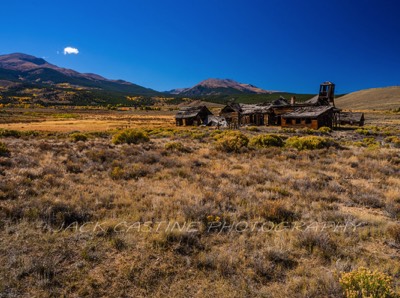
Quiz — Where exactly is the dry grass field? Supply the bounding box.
[336,86,400,111]
[0,108,177,132]
[0,107,400,297]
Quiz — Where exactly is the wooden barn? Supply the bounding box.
[175,106,213,126]
[219,103,273,127]
[339,112,365,126]
[281,106,339,129]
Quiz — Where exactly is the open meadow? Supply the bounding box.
[0,107,400,297]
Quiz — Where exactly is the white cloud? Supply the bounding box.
[63,47,79,55]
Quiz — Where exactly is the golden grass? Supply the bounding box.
[0,108,399,297]
[0,109,175,132]
[336,86,400,110]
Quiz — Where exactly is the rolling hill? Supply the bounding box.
[335,86,400,110]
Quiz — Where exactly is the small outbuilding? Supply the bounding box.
[281,106,338,129]
[219,103,241,128]
[339,112,365,126]
[175,105,213,126]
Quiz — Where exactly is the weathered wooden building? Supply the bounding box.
[281,106,339,129]
[175,82,355,130]
[175,105,213,126]
[220,103,273,127]
[219,82,342,128]
[219,103,241,127]
[339,112,365,126]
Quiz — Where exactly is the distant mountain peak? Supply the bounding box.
[167,78,274,96]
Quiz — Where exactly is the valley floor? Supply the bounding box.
[0,108,399,297]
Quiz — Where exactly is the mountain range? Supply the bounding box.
[3,52,398,109]
[0,53,158,96]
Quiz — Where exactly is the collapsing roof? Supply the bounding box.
[175,106,212,119]
[221,103,272,115]
[282,106,335,119]
[270,97,290,107]
[207,115,228,127]
[240,104,272,115]
[304,95,330,106]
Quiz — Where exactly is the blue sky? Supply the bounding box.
[1,0,399,94]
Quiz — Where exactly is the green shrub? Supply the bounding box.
[210,129,224,138]
[350,137,380,148]
[0,129,21,138]
[69,132,88,142]
[249,134,284,148]
[385,136,400,148]
[112,129,149,145]
[318,126,332,134]
[285,136,336,150]
[52,113,78,119]
[165,141,190,152]
[281,128,296,134]
[88,131,113,139]
[110,164,149,180]
[22,130,40,138]
[0,142,10,157]
[189,131,207,140]
[214,131,249,152]
[356,126,381,136]
[110,166,126,180]
[146,128,177,138]
[339,267,397,298]
[362,137,380,149]
[0,129,40,138]
[246,126,260,132]
[355,128,371,135]
[298,128,317,135]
